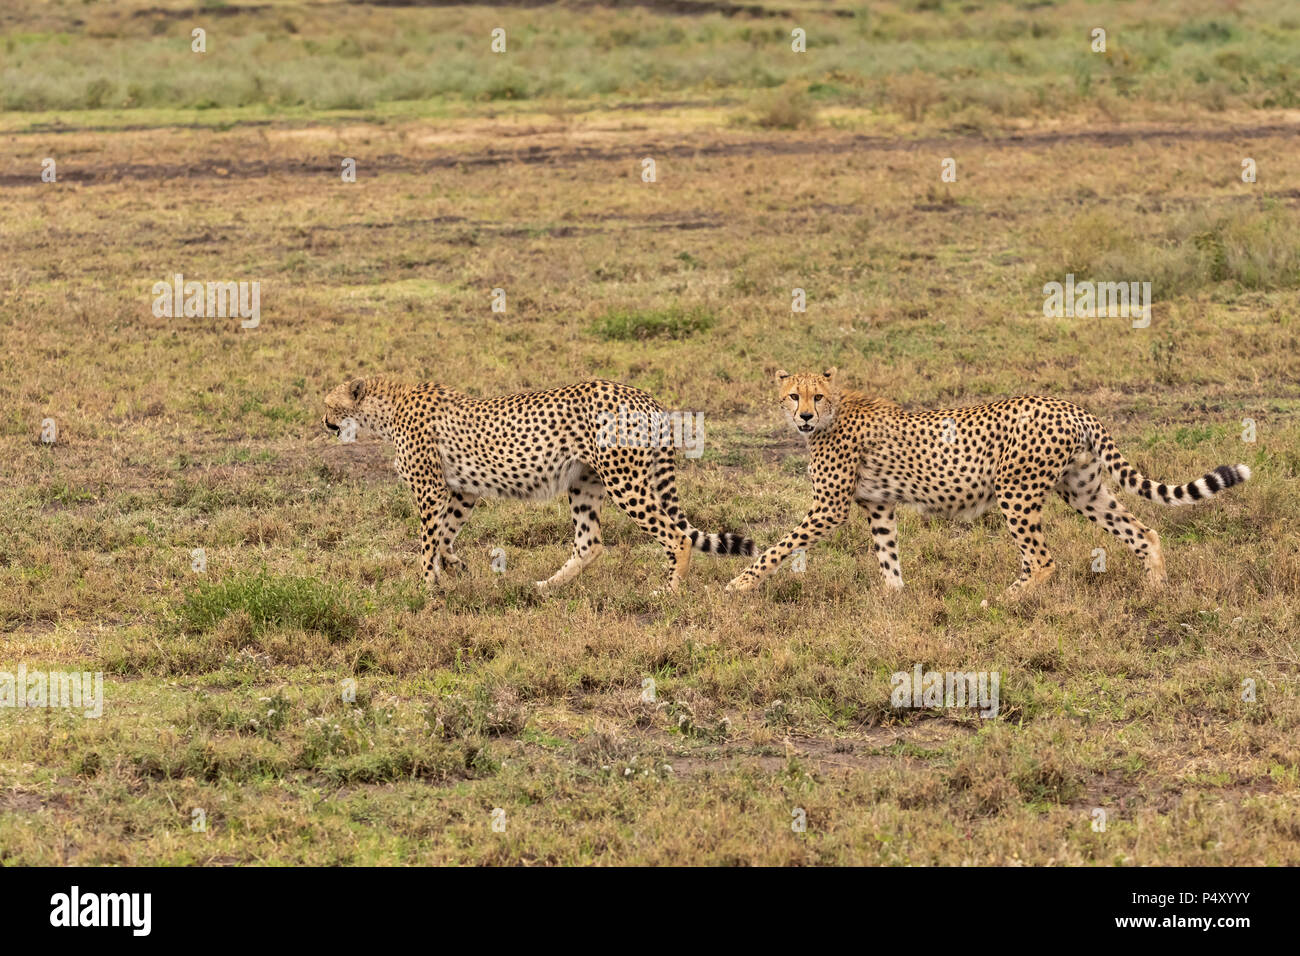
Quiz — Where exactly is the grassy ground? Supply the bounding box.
[2,0,1298,865]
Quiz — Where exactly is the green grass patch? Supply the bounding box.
[179,569,360,642]
[588,306,716,342]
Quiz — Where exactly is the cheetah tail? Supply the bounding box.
[1089,420,1252,506]
[687,527,756,557]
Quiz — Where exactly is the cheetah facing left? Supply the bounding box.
[726,367,1252,598]
[323,377,753,592]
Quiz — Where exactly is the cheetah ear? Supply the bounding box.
[775,369,790,384]
[823,366,838,381]
[348,378,367,403]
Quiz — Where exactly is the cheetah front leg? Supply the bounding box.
[725,501,850,592]
[410,483,449,587]
[396,446,459,587]
[432,491,477,578]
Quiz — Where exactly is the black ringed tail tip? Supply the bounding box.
[690,530,754,556]
[1216,464,1250,488]
[1162,463,1252,505]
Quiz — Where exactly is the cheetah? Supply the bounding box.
[323,377,753,592]
[726,367,1251,598]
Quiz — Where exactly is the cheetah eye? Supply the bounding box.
[813,394,824,402]
[788,394,799,402]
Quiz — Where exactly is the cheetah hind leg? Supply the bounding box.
[1057,466,1166,589]
[1003,563,1058,599]
[856,500,904,591]
[996,480,1057,599]
[536,466,606,592]
[652,532,692,597]
[601,474,691,594]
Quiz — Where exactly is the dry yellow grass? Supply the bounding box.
[1,0,1297,866]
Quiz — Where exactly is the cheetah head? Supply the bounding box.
[776,367,838,435]
[322,378,367,435]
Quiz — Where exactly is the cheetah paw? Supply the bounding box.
[436,553,466,574]
[1002,582,1038,602]
[725,574,759,593]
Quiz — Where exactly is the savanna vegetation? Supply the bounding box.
[2,0,1297,864]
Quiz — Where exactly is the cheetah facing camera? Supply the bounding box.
[725,367,1251,598]
[323,377,753,592]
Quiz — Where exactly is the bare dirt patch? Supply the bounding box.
[7,121,1297,188]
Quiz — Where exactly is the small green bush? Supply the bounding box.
[179,569,359,642]
[589,306,715,341]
